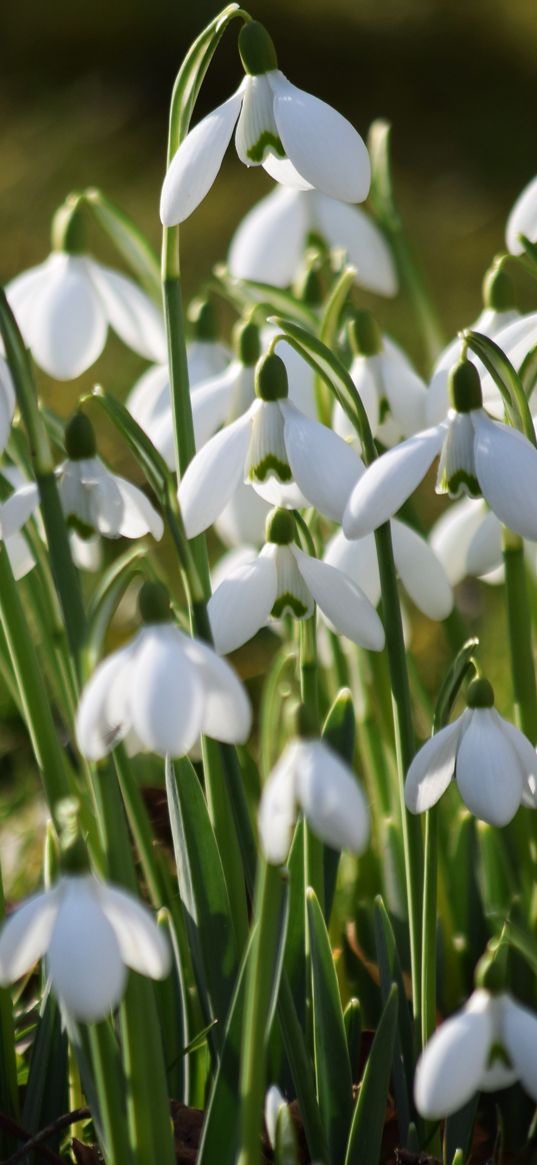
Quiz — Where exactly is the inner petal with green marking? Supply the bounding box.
[271,546,314,620]
[436,412,481,500]
[246,401,292,484]
[235,75,285,166]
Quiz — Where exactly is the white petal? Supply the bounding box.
[465,509,503,577]
[76,643,136,759]
[182,635,252,743]
[473,411,537,540]
[6,261,52,329]
[502,995,537,1100]
[379,350,428,439]
[0,482,39,539]
[456,708,524,826]
[347,357,380,438]
[188,339,232,386]
[270,544,314,619]
[265,1086,286,1149]
[343,425,445,539]
[127,364,170,432]
[293,547,385,650]
[414,991,494,1119]
[228,186,307,286]
[506,174,537,254]
[215,479,271,547]
[404,718,463,813]
[128,626,204,756]
[258,760,297,865]
[324,529,381,606]
[0,887,59,982]
[87,261,167,364]
[252,477,308,510]
[282,401,364,521]
[178,411,252,537]
[430,497,489,586]
[48,877,126,1021]
[270,72,370,203]
[27,254,107,380]
[211,545,258,591]
[497,717,537,808]
[112,476,163,540]
[234,74,281,165]
[6,532,35,580]
[83,460,125,538]
[160,90,243,226]
[296,740,370,854]
[391,519,453,620]
[69,531,102,573]
[191,363,243,447]
[312,192,397,296]
[262,154,314,190]
[208,553,277,654]
[96,882,170,979]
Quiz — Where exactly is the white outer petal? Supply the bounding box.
[48,876,126,1021]
[498,717,537,808]
[380,349,428,439]
[258,758,297,865]
[414,990,494,1119]
[178,411,252,537]
[0,483,39,539]
[175,634,252,744]
[6,532,35,580]
[128,626,204,756]
[96,882,171,979]
[465,509,503,577]
[324,529,381,607]
[311,192,397,296]
[343,425,445,539]
[391,519,453,620]
[191,363,243,447]
[188,339,232,386]
[405,717,464,813]
[295,740,370,854]
[347,357,380,438]
[215,479,271,548]
[160,90,243,226]
[127,364,170,432]
[293,546,385,650]
[0,887,60,982]
[228,186,307,285]
[262,154,314,189]
[270,72,370,203]
[26,254,107,380]
[455,707,524,826]
[429,497,489,586]
[76,642,137,759]
[208,553,277,654]
[502,995,537,1100]
[506,174,537,254]
[473,411,537,541]
[282,401,364,521]
[113,476,164,540]
[87,261,167,364]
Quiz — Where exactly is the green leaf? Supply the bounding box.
[168,5,245,157]
[274,1103,300,1165]
[433,637,479,731]
[182,1019,219,1057]
[88,387,170,502]
[464,329,536,444]
[322,688,355,917]
[343,998,362,1082]
[22,986,68,1157]
[344,984,398,1165]
[373,897,413,1143]
[477,821,516,917]
[283,820,307,1031]
[84,188,161,302]
[83,545,150,673]
[444,1096,478,1165]
[165,756,239,1041]
[269,315,377,462]
[277,976,329,1164]
[213,266,318,329]
[367,119,399,231]
[307,887,353,1164]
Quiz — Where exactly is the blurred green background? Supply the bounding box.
[2,0,537,353]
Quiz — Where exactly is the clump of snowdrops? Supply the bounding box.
[2,7,537,1165]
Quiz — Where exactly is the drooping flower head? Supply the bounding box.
[160,21,371,227]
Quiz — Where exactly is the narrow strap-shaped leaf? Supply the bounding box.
[88,387,170,502]
[307,887,353,1164]
[322,689,356,919]
[274,1103,300,1165]
[433,637,479,732]
[165,756,239,1038]
[21,986,68,1154]
[85,188,161,302]
[277,976,329,1164]
[83,545,151,673]
[373,898,413,1144]
[476,821,516,917]
[212,266,318,329]
[343,998,362,1082]
[344,984,398,1165]
[168,4,245,157]
[444,1096,479,1165]
[464,329,536,444]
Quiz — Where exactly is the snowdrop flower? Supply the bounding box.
[7,253,166,382]
[76,581,251,759]
[0,468,40,580]
[430,498,503,586]
[415,987,537,1118]
[333,312,427,447]
[58,413,163,542]
[179,352,364,536]
[265,1086,287,1149]
[344,358,537,545]
[160,21,370,227]
[0,800,170,1023]
[426,265,520,426]
[228,185,396,295]
[405,677,537,826]
[325,518,453,622]
[259,738,370,864]
[208,507,384,655]
[506,172,537,255]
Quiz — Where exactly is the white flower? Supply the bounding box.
[160,21,370,227]
[506,172,537,255]
[208,508,384,655]
[0,872,170,1022]
[405,678,537,826]
[0,469,39,580]
[333,317,427,447]
[179,353,363,537]
[258,739,370,864]
[415,988,537,1119]
[76,589,251,759]
[426,314,520,427]
[325,519,453,622]
[264,1085,287,1149]
[58,457,163,542]
[430,498,503,586]
[228,185,396,295]
[343,360,537,545]
[7,252,166,380]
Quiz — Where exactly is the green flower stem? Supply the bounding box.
[420,808,437,1055]
[87,1021,132,1165]
[201,736,249,951]
[299,618,324,912]
[374,522,422,1032]
[503,530,537,742]
[0,542,74,822]
[0,861,19,1158]
[237,860,284,1165]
